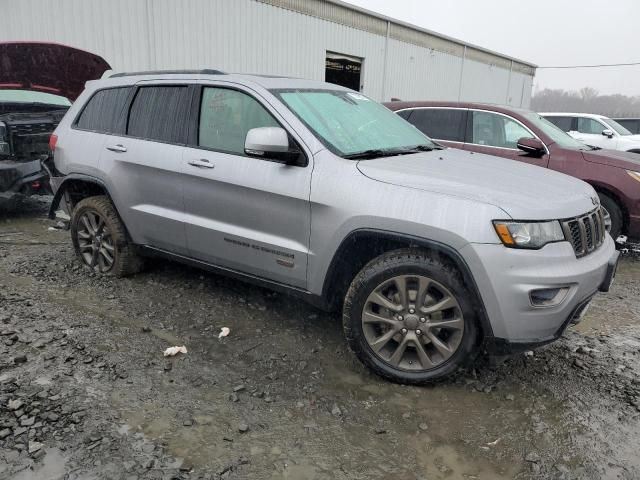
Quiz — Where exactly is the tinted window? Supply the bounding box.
[198,87,279,155]
[127,86,191,144]
[275,89,433,157]
[76,87,131,134]
[577,117,607,135]
[545,116,573,132]
[407,108,466,141]
[471,111,533,149]
[396,110,412,120]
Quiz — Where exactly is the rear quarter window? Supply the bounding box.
[127,86,192,144]
[545,116,573,132]
[75,87,132,134]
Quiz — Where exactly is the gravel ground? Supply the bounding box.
[1,197,639,480]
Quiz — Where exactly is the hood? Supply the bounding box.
[357,148,598,220]
[582,147,640,171]
[0,42,111,101]
[616,135,640,149]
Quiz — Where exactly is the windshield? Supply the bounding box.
[522,111,591,150]
[272,89,436,157]
[602,117,633,136]
[0,89,71,107]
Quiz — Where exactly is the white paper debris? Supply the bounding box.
[218,327,231,339]
[163,346,187,357]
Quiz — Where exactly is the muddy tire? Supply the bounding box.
[343,249,479,384]
[598,193,623,241]
[71,195,143,277]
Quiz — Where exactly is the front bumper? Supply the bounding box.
[461,235,618,349]
[0,158,48,196]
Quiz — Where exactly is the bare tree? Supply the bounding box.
[532,88,640,117]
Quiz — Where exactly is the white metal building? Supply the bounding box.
[2,0,536,107]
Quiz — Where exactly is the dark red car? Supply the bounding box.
[385,101,640,240]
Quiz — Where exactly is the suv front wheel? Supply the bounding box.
[343,249,479,384]
[71,195,143,277]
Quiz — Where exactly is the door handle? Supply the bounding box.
[106,144,127,153]
[188,159,215,169]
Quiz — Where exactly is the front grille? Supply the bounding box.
[11,122,54,137]
[561,208,606,258]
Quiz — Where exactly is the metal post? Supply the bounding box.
[505,60,513,105]
[381,20,391,101]
[457,46,467,101]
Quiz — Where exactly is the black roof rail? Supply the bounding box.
[109,69,225,78]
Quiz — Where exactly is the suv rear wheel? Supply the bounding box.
[343,249,479,384]
[71,196,143,277]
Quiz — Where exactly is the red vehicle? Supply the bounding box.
[385,101,640,240]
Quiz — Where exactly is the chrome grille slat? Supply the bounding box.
[561,207,605,258]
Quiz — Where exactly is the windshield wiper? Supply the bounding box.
[343,149,388,160]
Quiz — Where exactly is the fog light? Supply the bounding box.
[530,287,570,307]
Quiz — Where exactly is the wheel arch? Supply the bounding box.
[48,174,132,240]
[321,229,494,339]
[589,182,629,234]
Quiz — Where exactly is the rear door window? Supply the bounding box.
[577,117,607,135]
[76,87,131,134]
[471,111,534,149]
[407,108,466,142]
[127,86,192,144]
[545,116,574,132]
[198,87,279,155]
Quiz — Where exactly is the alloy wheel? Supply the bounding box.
[361,274,464,371]
[76,211,116,273]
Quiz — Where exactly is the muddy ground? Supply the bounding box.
[1,198,639,480]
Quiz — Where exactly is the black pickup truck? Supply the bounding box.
[0,42,110,209]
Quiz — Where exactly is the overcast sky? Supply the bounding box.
[346,0,640,97]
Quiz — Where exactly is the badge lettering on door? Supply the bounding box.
[224,237,295,259]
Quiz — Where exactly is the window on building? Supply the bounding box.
[76,87,131,134]
[407,109,466,142]
[325,52,362,92]
[198,87,279,155]
[127,86,191,144]
[471,111,534,149]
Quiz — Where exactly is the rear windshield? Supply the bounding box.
[272,89,434,157]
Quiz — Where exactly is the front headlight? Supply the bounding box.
[628,170,640,183]
[493,220,565,249]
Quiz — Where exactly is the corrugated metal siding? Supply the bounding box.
[1,0,533,106]
[460,59,510,104]
[384,39,462,102]
[256,0,388,35]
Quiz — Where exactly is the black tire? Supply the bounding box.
[71,195,143,277]
[598,193,623,241]
[343,249,479,385]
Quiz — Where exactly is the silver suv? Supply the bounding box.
[48,71,619,384]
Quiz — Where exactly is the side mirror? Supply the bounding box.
[602,129,614,138]
[245,127,302,165]
[516,137,546,157]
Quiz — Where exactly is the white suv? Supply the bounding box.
[47,71,619,384]
[542,112,640,153]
